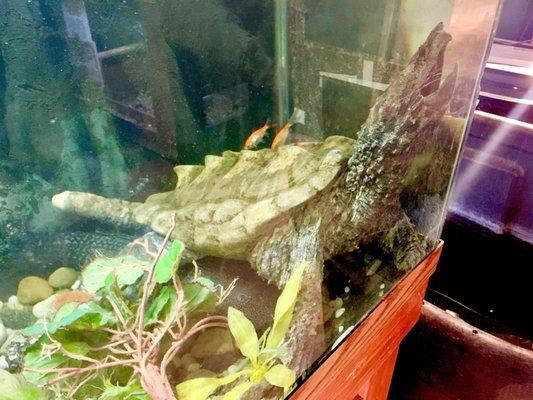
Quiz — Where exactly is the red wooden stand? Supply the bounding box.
[292,242,443,400]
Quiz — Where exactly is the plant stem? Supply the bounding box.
[136,215,176,359]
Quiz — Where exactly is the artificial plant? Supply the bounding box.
[22,220,232,400]
[176,262,307,400]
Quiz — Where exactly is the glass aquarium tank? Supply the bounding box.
[0,0,500,398]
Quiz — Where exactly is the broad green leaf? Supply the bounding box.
[23,347,69,385]
[266,262,307,349]
[175,371,245,400]
[144,286,172,326]
[193,276,215,289]
[62,342,91,356]
[221,380,255,400]
[258,347,284,360]
[154,240,184,284]
[82,255,147,294]
[264,364,296,391]
[183,283,216,314]
[227,307,259,366]
[0,370,50,400]
[104,274,134,322]
[24,302,111,336]
[104,273,115,289]
[0,370,21,399]
[99,379,148,400]
[24,303,88,336]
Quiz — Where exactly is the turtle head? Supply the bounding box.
[368,22,455,126]
[346,24,456,197]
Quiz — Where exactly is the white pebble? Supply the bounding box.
[344,286,350,293]
[0,321,7,347]
[227,364,240,374]
[32,294,59,319]
[334,308,346,319]
[71,280,81,290]
[338,325,344,333]
[7,296,22,310]
[379,283,385,290]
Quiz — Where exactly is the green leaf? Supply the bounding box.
[193,276,215,289]
[104,273,115,289]
[99,379,148,400]
[264,364,296,392]
[227,307,259,366]
[221,380,255,400]
[266,262,307,350]
[175,372,246,400]
[183,283,216,314]
[23,347,69,385]
[144,286,172,326]
[24,302,111,337]
[154,240,184,284]
[82,255,147,294]
[61,342,91,356]
[0,370,50,400]
[104,274,134,323]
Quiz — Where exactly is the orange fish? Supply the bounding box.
[244,122,271,149]
[271,108,305,150]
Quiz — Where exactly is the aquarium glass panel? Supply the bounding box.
[0,0,500,398]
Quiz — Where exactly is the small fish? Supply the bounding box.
[244,122,271,149]
[271,108,306,150]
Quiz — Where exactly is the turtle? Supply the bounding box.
[51,24,456,380]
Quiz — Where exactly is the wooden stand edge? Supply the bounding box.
[291,242,443,400]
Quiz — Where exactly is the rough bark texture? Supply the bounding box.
[52,23,456,389]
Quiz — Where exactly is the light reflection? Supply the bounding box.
[452,99,531,197]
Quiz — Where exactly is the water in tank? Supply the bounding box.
[0,0,500,398]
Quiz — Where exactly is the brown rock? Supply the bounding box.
[48,267,79,289]
[17,277,53,305]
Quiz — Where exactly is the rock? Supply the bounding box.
[17,276,53,305]
[71,279,81,290]
[32,294,59,319]
[186,362,201,372]
[190,328,235,359]
[0,308,36,330]
[180,353,197,368]
[0,320,7,347]
[48,267,79,289]
[185,368,216,380]
[6,296,21,310]
[0,332,32,372]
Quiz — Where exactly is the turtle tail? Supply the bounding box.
[52,191,144,230]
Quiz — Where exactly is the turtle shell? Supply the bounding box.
[133,136,355,257]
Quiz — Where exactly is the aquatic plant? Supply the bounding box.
[0,369,50,400]
[176,262,306,400]
[22,221,233,400]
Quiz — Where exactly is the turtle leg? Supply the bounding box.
[379,212,431,270]
[249,214,325,374]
